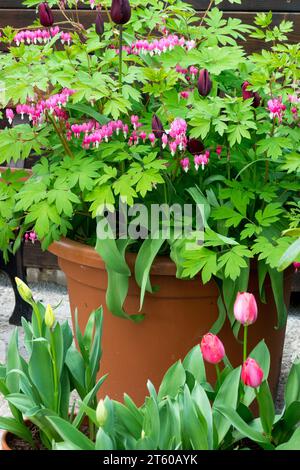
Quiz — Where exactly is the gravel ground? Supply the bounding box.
[0,272,299,447]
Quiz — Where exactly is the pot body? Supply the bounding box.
[49,238,291,404]
[1,431,11,451]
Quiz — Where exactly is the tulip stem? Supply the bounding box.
[89,418,95,442]
[50,331,60,413]
[243,325,248,363]
[119,25,123,88]
[215,364,221,385]
[32,302,43,337]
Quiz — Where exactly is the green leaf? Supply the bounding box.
[6,329,21,393]
[113,401,142,439]
[212,206,245,227]
[65,347,86,399]
[258,259,268,303]
[276,427,300,450]
[279,238,300,270]
[143,397,160,448]
[268,268,287,329]
[47,416,95,450]
[215,405,272,447]
[67,103,109,125]
[257,137,293,159]
[183,345,206,384]
[95,225,130,276]
[28,339,56,410]
[158,361,186,401]
[180,385,208,450]
[210,292,227,335]
[72,375,108,429]
[285,359,300,409]
[213,367,241,445]
[192,383,213,449]
[135,237,165,310]
[102,239,144,322]
[186,186,211,223]
[95,428,114,450]
[255,203,283,228]
[218,245,252,281]
[280,152,300,173]
[256,381,275,436]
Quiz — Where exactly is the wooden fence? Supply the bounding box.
[0,1,299,53]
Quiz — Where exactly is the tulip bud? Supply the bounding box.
[96,399,108,427]
[234,292,258,326]
[38,2,54,28]
[110,0,131,25]
[242,82,261,108]
[200,333,225,364]
[187,138,205,155]
[45,304,55,329]
[95,12,105,37]
[151,114,164,139]
[15,277,33,304]
[241,358,263,388]
[197,69,212,97]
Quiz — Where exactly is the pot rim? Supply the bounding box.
[49,237,178,276]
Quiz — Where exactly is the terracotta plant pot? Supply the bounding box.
[1,431,11,451]
[1,420,38,451]
[49,237,292,405]
[0,166,32,180]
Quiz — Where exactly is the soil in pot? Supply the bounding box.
[2,419,91,450]
[5,423,46,451]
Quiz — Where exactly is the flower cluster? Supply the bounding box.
[13,88,75,125]
[24,231,38,243]
[13,27,71,46]
[294,262,300,272]
[180,151,211,173]
[288,94,300,118]
[80,120,128,148]
[114,34,196,56]
[167,118,188,153]
[267,98,286,122]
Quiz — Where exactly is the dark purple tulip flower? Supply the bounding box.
[38,2,54,28]
[187,138,205,155]
[242,81,261,108]
[197,69,212,97]
[110,0,131,25]
[95,12,105,37]
[152,114,164,139]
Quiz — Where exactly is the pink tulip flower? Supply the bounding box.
[234,292,258,326]
[241,358,263,388]
[200,333,225,364]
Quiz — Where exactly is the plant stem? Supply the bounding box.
[264,160,269,183]
[243,324,248,363]
[234,158,270,181]
[89,418,95,442]
[48,113,74,159]
[119,24,123,88]
[32,303,43,337]
[215,363,221,385]
[200,0,214,27]
[50,331,60,414]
